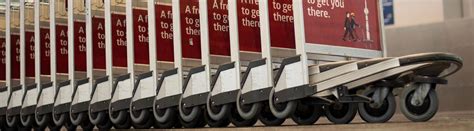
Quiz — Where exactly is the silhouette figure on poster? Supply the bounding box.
[343,12,360,42]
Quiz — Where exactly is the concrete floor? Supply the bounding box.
[140,111,474,131]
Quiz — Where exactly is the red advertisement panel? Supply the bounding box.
[208,0,230,56]
[180,0,201,59]
[269,0,295,49]
[237,0,261,52]
[25,32,35,77]
[0,38,5,80]
[40,28,51,75]
[56,25,69,73]
[11,35,20,79]
[303,0,382,50]
[156,4,174,62]
[111,13,127,67]
[92,17,106,69]
[133,9,150,64]
[74,21,87,72]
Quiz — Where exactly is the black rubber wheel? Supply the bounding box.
[48,122,61,131]
[35,113,51,129]
[205,108,230,127]
[400,84,438,122]
[236,91,263,120]
[88,110,106,125]
[52,113,66,127]
[153,108,179,129]
[131,109,154,129]
[80,117,95,131]
[109,110,128,125]
[20,114,35,127]
[324,103,358,124]
[132,116,154,129]
[113,114,132,129]
[268,88,297,119]
[179,106,206,128]
[70,112,84,126]
[130,108,151,125]
[291,101,323,125]
[358,90,396,123]
[258,104,285,126]
[96,113,113,130]
[6,115,19,128]
[229,105,258,127]
[62,115,77,131]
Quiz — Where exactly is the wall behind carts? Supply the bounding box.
[385,17,474,112]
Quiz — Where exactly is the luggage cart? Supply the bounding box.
[19,3,39,128]
[87,0,130,129]
[70,0,109,130]
[34,1,60,129]
[151,1,184,129]
[226,0,286,126]
[66,0,96,130]
[262,0,463,125]
[0,6,10,130]
[39,0,76,129]
[130,0,180,129]
[170,0,211,128]
[5,2,26,128]
[198,0,249,127]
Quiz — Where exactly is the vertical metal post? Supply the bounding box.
[34,0,41,90]
[172,0,183,89]
[378,0,388,57]
[228,0,241,85]
[292,0,309,84]
[258,0,273,87]
[68,0,75,82]
[199,0,211,92]
[126,0,134,86]
[50,0,57,89]
[148,0,157,91]
[5,0,11,91]
[20,0,25,89]
[104,0,112,87]
[86,0,93,82]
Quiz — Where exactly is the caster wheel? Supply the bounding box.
[52,113,66,126]
[153,108,179,129]
[229,105,258,127]
[179,105,206,128]
[400,84,438,122]
[324,102,358,124]
[6,115,19,128]
[109,110,128,125]
[130,108,151,125]
[89,110,106,125]
[205,108,230,127]
[96,114,113,130]
[70,112,84,126]
[35,113,51,129]
[258,104,285,126]
[63,118,77,131]
[291,101,323,125]
[80,118,95,131]
[358,90,396,123]
[269,88,297,119]
[206,94,231,121]
[132,116,154,129]
[20,114,35,127]
[236,91,263,120]
[178,97,207,128]
[113,114,132,129]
